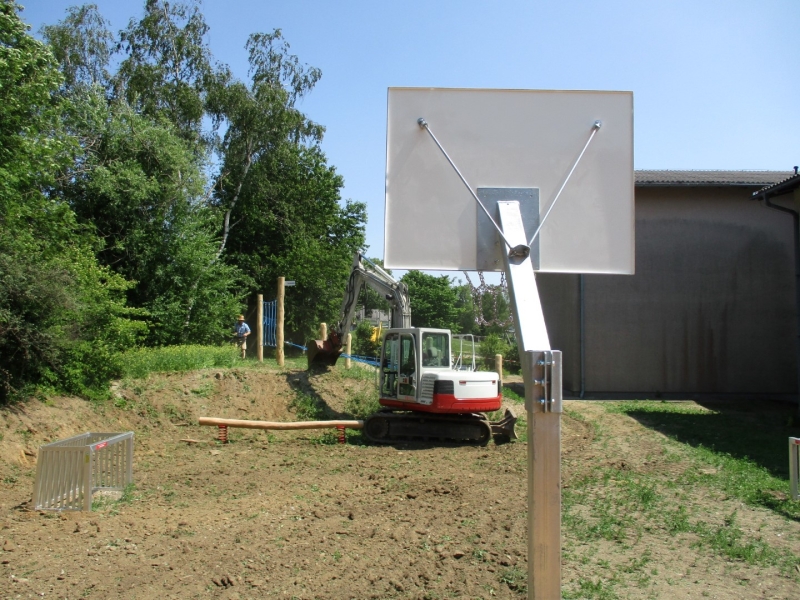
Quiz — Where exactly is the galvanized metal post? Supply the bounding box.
[497,199,562,600]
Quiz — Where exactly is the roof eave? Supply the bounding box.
[752,174,800,200]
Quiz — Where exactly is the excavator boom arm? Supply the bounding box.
[307,253,410,367]
[337,254,410,337]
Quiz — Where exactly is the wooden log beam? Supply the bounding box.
[198,417,364,430]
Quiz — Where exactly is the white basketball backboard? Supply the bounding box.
[384,88,634,273]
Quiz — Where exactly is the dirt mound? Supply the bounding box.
[1,365,798,599]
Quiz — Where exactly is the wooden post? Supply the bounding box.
[320,322,327,340]
[495,353,503,389]
[257,294,264,362]
[346,333,352,369]
[276,277,285,367]
[199,417,364,430]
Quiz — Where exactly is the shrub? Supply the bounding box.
[479,334,510,370]
[351,320,381,358]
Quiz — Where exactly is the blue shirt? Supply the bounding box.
[235,322,251,337]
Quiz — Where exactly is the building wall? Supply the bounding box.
[538,185,797,396]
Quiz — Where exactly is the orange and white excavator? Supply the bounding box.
[307,253,516,444]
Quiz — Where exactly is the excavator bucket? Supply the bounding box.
[306,339,343,368]
[490,408,518,445]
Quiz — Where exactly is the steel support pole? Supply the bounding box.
[497,200,562,600]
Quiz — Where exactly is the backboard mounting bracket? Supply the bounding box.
[478,188,540,271]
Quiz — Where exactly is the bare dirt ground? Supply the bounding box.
[0,362,798,599]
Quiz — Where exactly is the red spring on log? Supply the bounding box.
[336,425,345,445]
[218,424,228,444]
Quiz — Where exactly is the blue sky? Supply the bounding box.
[23,0,800,262]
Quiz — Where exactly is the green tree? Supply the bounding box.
[40,3,114,91]
[455,277,512,336]
[351,320,381,358]
[358,258,392,318]
[207,30,364,339]
[116,0,214,144]
[57,94,243,344]
[43,3,245,345]
[401,271,460,331]
[454,283,479,335]
[0,0,143,402]
[225,142,366,339]
[43,2,367,343]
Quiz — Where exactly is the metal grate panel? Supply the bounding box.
[419,373,436,405]
[33,432,134,511]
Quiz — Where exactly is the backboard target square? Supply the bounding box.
[384,87,634,273]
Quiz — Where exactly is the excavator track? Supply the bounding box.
[363,410,493,445]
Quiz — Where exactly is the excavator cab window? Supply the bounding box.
[422,332,450,367]
[380,333,416,399]
[381,333,399,398]
[398,334,417,398]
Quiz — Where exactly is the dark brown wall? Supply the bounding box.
[538,186,797,397]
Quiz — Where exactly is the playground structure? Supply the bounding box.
[199,417,363,445]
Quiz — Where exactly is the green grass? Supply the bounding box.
[91,483,138,513]
[344,389,380,419]
[502,387,525,404]
[558,400,800,598]
[606,401,800,519]
[120,345,240,379]
[336,363,378,382]
[498,565,527,594]
[694,511,783,565]
[288,391,327,421]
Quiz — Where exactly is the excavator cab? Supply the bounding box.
[369,327,517,444]
[380,331,417,399]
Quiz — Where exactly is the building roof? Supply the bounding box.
[635,170,794,187]
[752,171,800,199]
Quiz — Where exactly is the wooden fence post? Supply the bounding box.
[257,294,264,362]
[276,277,285,367]
[320,322,327,340]
[495,354,503,389]
[346,333,352,369]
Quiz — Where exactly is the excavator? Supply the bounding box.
[307,254,517,445]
